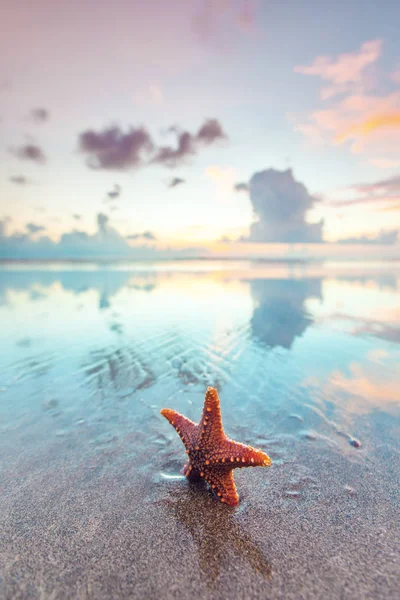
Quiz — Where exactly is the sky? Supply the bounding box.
[1,0,400,259]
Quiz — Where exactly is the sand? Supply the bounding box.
[1,405,399,600]
[1,263,399,598]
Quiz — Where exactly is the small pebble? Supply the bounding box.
[303,430,317,441]
[349,438,361,448]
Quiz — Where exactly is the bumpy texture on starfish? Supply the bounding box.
[160,387,271,506]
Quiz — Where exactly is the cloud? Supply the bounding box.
[30,108,49,122]
[105,184,122,201]
[294,40,382,100]
[26,223,46,234]
[79,126,153,170]
[336,230,398,245]
[336,113,400,144]
[127,231,156,241]
[9,175,29,185]
[80,119,227,170]
[0,215,166,260]
[241,168,323,243]
[13,144,46,163]
[351,174,400,195]
[330,175,400,207]
[97,212,109,233]
[73,214,81,220]
[152,119,227,167]
[234,182,249,192]
[293,40,400,163]
[168,177,185,188]
[152,131,194,166]
[196,119,226,144]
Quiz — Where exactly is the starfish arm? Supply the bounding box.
[217,439,272,468]
[204,469,239,506]
[198,387,226,446]
[160,408,198,448]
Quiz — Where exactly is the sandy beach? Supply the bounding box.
[0,263,399,599]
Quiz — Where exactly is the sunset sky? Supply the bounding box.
[1,0,400,258]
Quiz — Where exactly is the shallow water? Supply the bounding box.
[0,261,399,599]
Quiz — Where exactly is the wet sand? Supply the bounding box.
[1,397,399,600]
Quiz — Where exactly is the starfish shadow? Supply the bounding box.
[164,480,272,587]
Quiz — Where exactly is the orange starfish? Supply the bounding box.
[160,386,271,506]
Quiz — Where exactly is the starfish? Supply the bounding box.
[160,386,271,506]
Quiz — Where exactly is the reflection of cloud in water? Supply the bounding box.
[317,362,400,416]
[337,274,398,291]
[0,269,157,309]
[353,319,400,345]
[249,278,322,348]
[310,276,400,345]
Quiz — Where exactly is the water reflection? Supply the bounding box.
[0,268,156,309]
[1,261,399,423]
[249,278,321,348]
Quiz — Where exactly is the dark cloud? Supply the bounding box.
[127,231,156,241]
[234,182,249,192]
[152,131,194,167]
[79,126,154,170]
[73,214,81,220]
[337,230,399,245]
[196,119,226,144]
[153,119,226,167]
[9,175,29,185]
[242,168,323,243]
[106,184,122,201]
[80,119,227,170]
[14,144,46,163]
[168,177,185,188]
[31,108,49,122]
[26,223,46,234]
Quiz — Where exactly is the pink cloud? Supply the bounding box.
[293,40,400,164]
[294,39,382,99]
[328,175,400,208]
